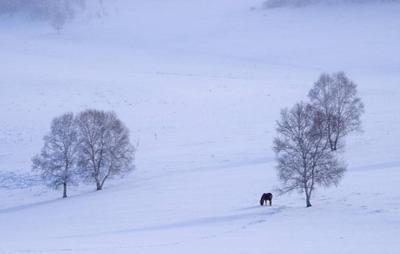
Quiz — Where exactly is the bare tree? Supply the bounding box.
[76,109,135,191]
[274,102,346,207]
[32,113,78,198]
[308,72,364,151]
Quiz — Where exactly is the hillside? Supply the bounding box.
[0,0,400,253]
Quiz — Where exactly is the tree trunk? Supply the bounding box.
[99,172,110,191]
[329,136,336,151]
[327,116,336,151]
[63,182,67,198]
[96,181,102,191]
[305,191,312,207]
[332,133,340,151]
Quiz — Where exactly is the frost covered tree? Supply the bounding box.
[76,109,135,191]
[32,113,78,198]
[308,72,364,151]
[48,1,70,33]
[274,102,346,207]
[0,0,86,32]
[0,1,19,15]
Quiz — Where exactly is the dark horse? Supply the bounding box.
[260,193,273,206]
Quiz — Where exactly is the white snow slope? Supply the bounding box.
[1,0,400,253]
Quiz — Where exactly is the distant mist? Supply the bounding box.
[263,0,399,8]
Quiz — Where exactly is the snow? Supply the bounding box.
[1,0,400,253]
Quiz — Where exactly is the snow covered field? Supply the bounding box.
[1,0,400,253]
